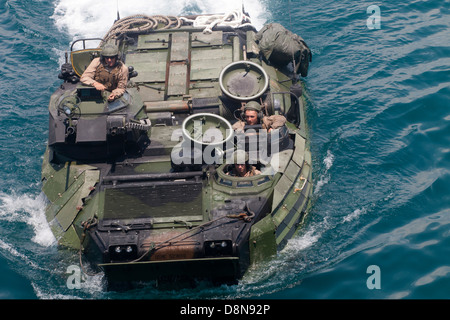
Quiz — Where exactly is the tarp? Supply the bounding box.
[255,23,312,77]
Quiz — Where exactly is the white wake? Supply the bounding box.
[52,0,268,39]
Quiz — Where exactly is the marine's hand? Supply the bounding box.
[107,93,116,101]
[93,82,106,91]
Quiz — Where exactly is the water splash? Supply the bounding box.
[0,192,56,247]
[51,0,267,40]
[314,149,334,194]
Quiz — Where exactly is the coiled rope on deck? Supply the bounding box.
[181,10,253,34]
[102,11,253,44]
[102,14,183,44]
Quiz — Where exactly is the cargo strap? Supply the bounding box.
[226,202,256,222]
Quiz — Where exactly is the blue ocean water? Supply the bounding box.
[0,0,449,299]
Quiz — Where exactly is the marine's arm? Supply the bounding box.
[263,115,286,130]
[80,58,105,90]
[110,63,129,99]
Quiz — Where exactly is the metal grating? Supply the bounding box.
[104,181,203,220]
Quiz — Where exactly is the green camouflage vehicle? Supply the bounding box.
[42,12,313,286]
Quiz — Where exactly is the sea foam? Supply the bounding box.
[51,0,267,39]
[0,192,56,247]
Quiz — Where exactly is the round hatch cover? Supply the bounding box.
[219,61,269,101]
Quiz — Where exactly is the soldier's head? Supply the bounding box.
[101,44,119,67]
[243,101,263,125]
[231,150,250,177]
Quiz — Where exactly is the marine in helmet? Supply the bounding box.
[232,101,286,132]
[226,150,261,177]
[80,43,129,101]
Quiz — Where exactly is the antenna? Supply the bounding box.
[288,0,297,83]
[288,0,292,30]
[116,0,121,21]
[242,0,248,16]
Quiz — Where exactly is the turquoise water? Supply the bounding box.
[0,0,449,299]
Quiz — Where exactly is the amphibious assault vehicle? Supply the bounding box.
[42,11,313,286]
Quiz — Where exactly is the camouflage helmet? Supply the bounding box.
[101,44,119,57]
[244,101,262,112]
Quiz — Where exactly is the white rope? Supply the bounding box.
[182,10,253,34]
[102,11,253,44]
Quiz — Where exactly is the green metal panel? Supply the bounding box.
[304,148,312,166]
[136,85,165,102]
[249,214,277,264]
[170,32,189,61]
[167,32,189,95]
[134,157,172,174]
[42,161,97,203]
[284,161,301,183]
[57,225,81,249]
[275,209,305,245]
[137,34,170,50]
[273,155,312,246]
[48,169,99,231]
[191,47,233,80]
[167,63,188,96]
[42,164,70,203]
[145,125,180,155]
[126,51,168,83]
[269,149,293,174]
[272,174,292,211]
[232,36,241,61]
[191,31,223,47]
[273,201,292,227]
[188,81,220,98]
[292,134,306,167]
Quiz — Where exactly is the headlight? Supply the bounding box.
[204,240,233,257]
[109,244,138,261]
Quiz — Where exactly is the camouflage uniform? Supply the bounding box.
[225,150,261,177]
[80,57,129,99]
[232,100,286,132]
[226,165,261,177]
[232,114,286,132]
